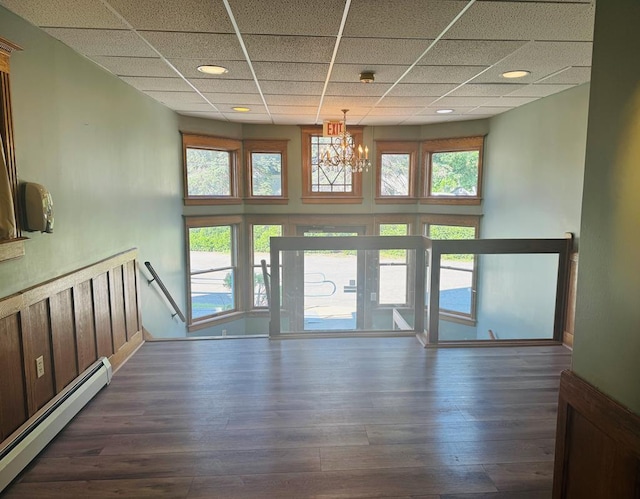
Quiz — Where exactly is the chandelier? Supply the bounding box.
[318,109,371,173]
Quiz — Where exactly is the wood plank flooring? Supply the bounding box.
[4,337,571,498]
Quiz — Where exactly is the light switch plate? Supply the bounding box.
[36,356,45,378]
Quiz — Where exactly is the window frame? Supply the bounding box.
[243,139,288,204]
[0,36,25,263]
[185,215,243,331]
[182,134,242,205]
[421,136,485,205]
[375,141,419,204]
[421,214,480,325]
[374,217,415,308]
[248,220,284,310]
[300,126,363,204]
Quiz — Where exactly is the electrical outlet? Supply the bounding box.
[36,356,45,378]
[222,329,227,337]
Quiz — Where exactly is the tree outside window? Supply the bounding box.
[422,136,484,205]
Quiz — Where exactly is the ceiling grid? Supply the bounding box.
[0,0,595,125]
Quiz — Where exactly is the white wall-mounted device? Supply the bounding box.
[24,182,54,233]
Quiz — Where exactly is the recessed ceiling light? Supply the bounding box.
[501,70,531,79]
[196,65,229,75]
[232,107,251,112]
[436,109,454,114]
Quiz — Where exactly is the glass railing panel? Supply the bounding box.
[436,253,559,341]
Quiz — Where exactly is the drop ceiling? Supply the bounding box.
[0,0,595,126]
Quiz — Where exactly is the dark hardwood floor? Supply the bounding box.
[4,337,570,498]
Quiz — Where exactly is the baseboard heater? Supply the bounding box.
[0,357,112,492]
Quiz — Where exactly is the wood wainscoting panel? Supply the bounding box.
[123,260,139,341]
[563,253,578,348]
[49,289,78,393]
[0,249,144,449]
[553,370,640,498]
[0,314,27,440]
[22,300,55,415]
[73,280,97,372]
[92,272,113,359]
[109,267,127,353]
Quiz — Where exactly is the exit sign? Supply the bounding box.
[323,120,344,137]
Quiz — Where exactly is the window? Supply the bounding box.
[375,141,418,203]
[377,223,410,306]
[251,223,283,308]
[182,134,242,205]
[244,140,288,203]
[186,217,241,326]
[301,126,363,203]
[422,136,484,205]
[423,215,480,323]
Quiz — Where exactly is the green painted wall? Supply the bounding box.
[0,7,187,337]
[572,0,640,414]
[473,85,589,340]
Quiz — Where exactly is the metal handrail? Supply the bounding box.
[144,261,186,322]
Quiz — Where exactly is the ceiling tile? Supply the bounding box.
[171,102,220,112]
[107,0,234,33]
[449,83,526,97]
[91,56,176,77]
[387,83,458,97]
[43,28,157,57]
[230,0,346,36]
[471,41,594,84]
[222,113,272,123]
[253,62,329,82]
[418,40,528,66]
[466,106,512,115]
[326,82,390,97]
[445,1,595,41]
[145,91,204,104]
[244,35,334,63]
[377,96,438,108]
[539,67,591,85]
[337,38,434,65]
[428,96,492,107]
[260,81,325,95]
[264,95,321,106]
[402,66,489,84]
[121,76,194,92]
[168,59,254,80]
[0,0,126,28]
[204,93,266,105]
[142,32,244,59]
[345,0,469,38]
[323,96,379,107]
[268,105,319,115]
[480,96,539,107]
[190,79,258,93]
[506,84,575,98]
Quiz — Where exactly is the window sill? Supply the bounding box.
[421,197,482,206]
[375,197,419,205]
[188,310,244,332]
[243,197,289,205]
[184,197,243,206]
[301,195,363,205]
[0,237,26,263]
[440,312,476,327]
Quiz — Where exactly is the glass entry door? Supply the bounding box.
[292,226,366,332]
